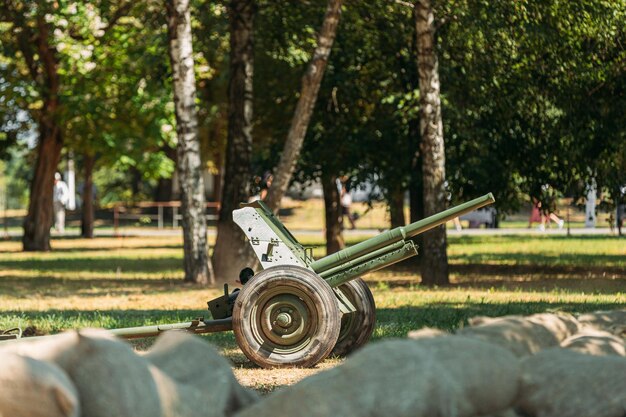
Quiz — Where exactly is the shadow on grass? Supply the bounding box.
[374,301,626,338]
[364,277,626,294]
[451,277,626,294]
[0,257,182,273]
[450,252,624,268]
[0,276,205,298]
[449,262,626,278]
[46,244,183,253]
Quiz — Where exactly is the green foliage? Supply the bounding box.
[1,0,624,211]
[439,0,626,209]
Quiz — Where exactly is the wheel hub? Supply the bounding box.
[275,312,293,328]
[258,293,312,350]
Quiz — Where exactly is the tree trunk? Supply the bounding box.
[388,186,406,228]
[322,173,344,255]
[414,0,449,286]
[154,145,176,202]
[23,125,63,251]
[264,0,343,213]
[212,0,257,283]
[408,117,423,223]
[166,0,213,285]
[81,153,95,238]
[23,17,63,252]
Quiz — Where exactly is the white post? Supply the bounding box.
[585,178,597,228]
[66,153,76,210]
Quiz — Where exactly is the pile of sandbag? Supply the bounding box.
[0,330,258,417]
[1,309,624,417]
[232,309,624,417]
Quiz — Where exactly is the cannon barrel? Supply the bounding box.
[323,241,418,288]
[310,193,495,274]
[0,318,234,345]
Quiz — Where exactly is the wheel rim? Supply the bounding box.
[250,285,318,354]
[332,278,376,357]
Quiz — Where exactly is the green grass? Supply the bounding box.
[0,233,623,389]
[0,233,623,332]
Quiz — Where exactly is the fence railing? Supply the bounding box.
[113,201,220,236]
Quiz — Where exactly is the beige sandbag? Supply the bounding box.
[149,363,236,417]
[0,353,80,417]
[235,336,520,417]
[52,331,163,417]
[145,331,258,414]
[0,329,103,362]
[407,327,447,340]
[561,329,626,357]
[577,309,626,337]
[482,409,523,417]
[458,313,579,357]
[517,348,626,417]
[525,313,580,340]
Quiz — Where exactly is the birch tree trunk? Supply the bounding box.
[212,0,257,283]
[166,0,213,285]
[23,17,63,252]
[414,0,449,285]
[264,0,343,213]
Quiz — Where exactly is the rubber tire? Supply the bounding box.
[331,278,376,357]
[232,265,341,368]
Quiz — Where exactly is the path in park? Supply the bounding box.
[64,226,618,238]
[1,226,616,239]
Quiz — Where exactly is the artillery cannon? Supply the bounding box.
[3,193,495,368]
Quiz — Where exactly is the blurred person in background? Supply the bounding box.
[53,172,69,233]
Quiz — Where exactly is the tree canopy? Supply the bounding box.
[0,0,623,245]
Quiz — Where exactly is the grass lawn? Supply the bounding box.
[0,233,624,392]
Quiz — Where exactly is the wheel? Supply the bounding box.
[232,265,341,368]
[331,278,376,357]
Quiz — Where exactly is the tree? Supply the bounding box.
[212,0,256,283]
[414,0,448,285]
[1,1,172,247]
[166,0,213,284]
[264,0,343,213]
[1,1,65,251]
[80,153,96,238]
[437,0,625,213]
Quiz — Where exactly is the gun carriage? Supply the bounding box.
[2,194,495,368]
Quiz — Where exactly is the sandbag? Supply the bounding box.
[458,313,579,357]
[149,363,235,417]
[482,409,524,417]
[52,331,163,417]
[144,331,259,415]
[407,327,447,340]
[0,330,97,362]
[0,353,80,417]
[517,348,626,417]
[235,336,520,417]
[561,329,626,357]
[577,310,626,337]
[525,313,580,340]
